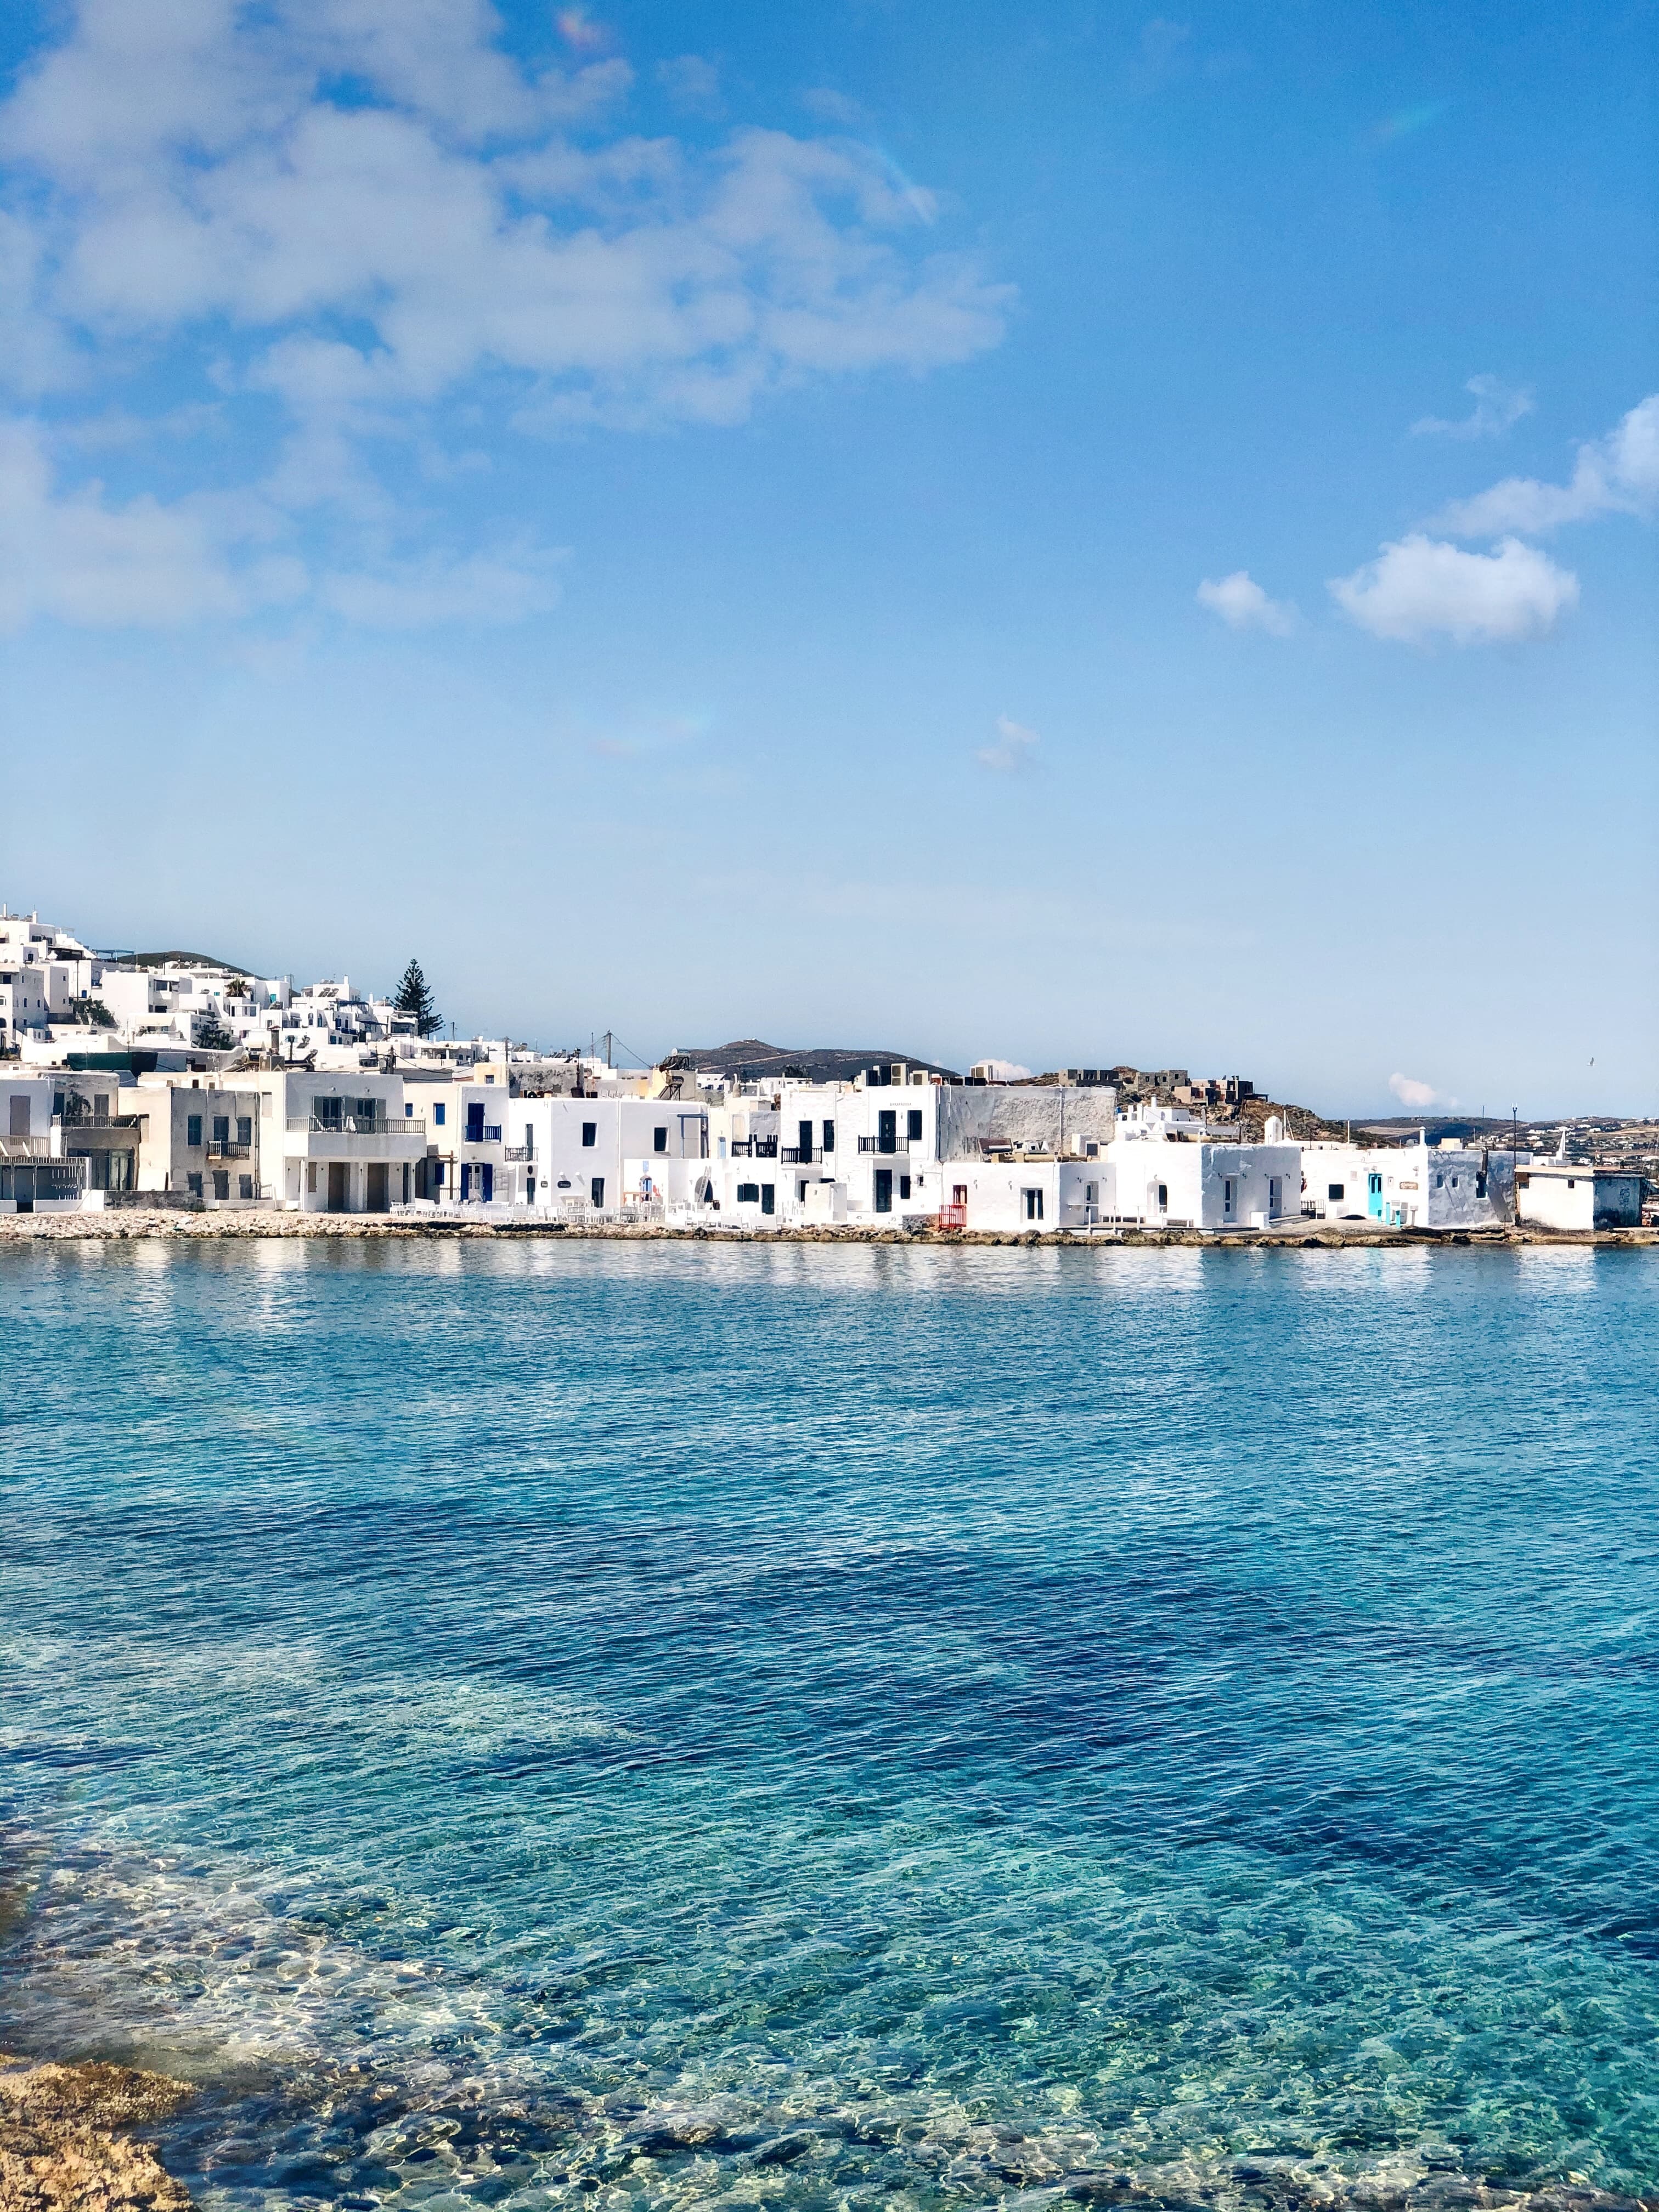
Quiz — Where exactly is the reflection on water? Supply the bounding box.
[2,1242,1657,2209]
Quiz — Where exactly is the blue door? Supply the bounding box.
[482,1164,493,1202]
[1367,1172,1384,1218]
[460,1163,472,1200]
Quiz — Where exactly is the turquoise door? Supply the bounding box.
[1367,1172,1384,1218]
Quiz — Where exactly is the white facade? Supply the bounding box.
[1298,1137,1515,1229]
[234,1070,427,1211]
[1515,1162,1642,1231]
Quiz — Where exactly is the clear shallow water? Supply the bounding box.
[3,1241,1658,2211]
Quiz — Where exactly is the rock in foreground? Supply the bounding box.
[0,2057,194,2212]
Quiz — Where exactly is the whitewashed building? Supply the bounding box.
[1515,1160,1641,1231]
[1298,1136,1516,1229]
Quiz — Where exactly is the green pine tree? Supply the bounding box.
[393,958,442,1038]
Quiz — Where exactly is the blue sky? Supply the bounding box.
[0,0,1653,1114]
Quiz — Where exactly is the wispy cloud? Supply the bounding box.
[976,715,1040,772]
[1196,569,1297,636]
[657,54,722,116]
[1433,393,1659,536]
[1412,373,1533,441]
[1329,533,1577,646]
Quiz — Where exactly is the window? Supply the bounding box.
[591,1176,605,1207]
[737,1182,760,1203]
[878,1109,897,1154]
[238,1175,254,1200]
[213,1116,230,1144]
[466,1103,485,1143]
[873,1168,893,1214]
[1435,1173,1444,1187]
[236,1117,252,1146]
[899,1175,912,1200]
[1223,1177,1235,1212]
[654,1126,668,1153]
[582,1121,597,1147]
[405,1102,415,1117]
[433,1102,446,1125]
[187,1172,203,1197]
[1328,1183,1344,1201]
[1024,1187,1044,1221]
[186,1114,202,1148]
[907,1108,923,1142]
[822,1119,835,1153]
[761,1184,775,1215]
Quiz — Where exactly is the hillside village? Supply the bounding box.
[0,902,1648,1237]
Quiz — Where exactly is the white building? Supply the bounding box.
[1100,1103,1301,1231]
[1515,1160,1642,1231]
[1298,1136,1516,1229]
[234,1070,428,1211]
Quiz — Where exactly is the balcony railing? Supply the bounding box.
[288,1114,426,1138]
[936,1203,968,1231]
[205,1140,252,1159]
[503,1146,532,1163]
[780,1146,824,1165]
[857,1135,916,1154]
[729,1136,778,1158]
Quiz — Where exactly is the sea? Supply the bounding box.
[2,1239,1658,2212]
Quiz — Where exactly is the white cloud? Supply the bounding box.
[0,417,303,629]
[658,54,721,116]
[1389,1072,1451,1110]
[1196,568,1297,635]
[0,1,1013,631]
[976,715,1039,772]
[0,6,1011,432]
[1329,533,1577,646]
[319,545,563,627]
[1434,393,1659,535]
[1411,373,1533,441]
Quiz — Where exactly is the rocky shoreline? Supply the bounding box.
[0,1209,1652,1250]
[0,2057,195,2212]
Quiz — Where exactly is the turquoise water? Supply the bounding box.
[3,1242,1658,2212]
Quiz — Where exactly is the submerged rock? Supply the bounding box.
[0,2056,195,2212]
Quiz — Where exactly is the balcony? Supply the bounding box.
[857,1135,916,1154]
[503,1146,532,1163]
[289,1113,422,1137]
[205,1140,252,1159]
[286,1113,427,1156]
[780,1146,823,1165]
[729,1136,778,1158]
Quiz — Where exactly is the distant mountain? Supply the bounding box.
[674,1037,961,1082]
[124,950,253,974]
